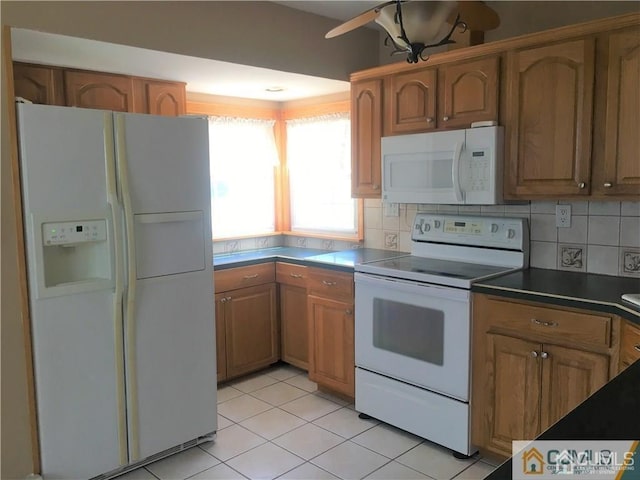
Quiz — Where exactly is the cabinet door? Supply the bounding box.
[280,284,309,370]
[384,68,437,135]
[215,293,228,382]
[13,63,64,105]
[540,345,609,430]
[308,295,354,397]
[225,283,278,378]
[438,56,499,129]
[146,81,186,116]
[505,39,595,197]
[484,334,541,457]
[64,71,137,112]
[594,28,640,196]
[351,79,383,197]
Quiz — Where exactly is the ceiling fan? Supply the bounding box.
[325,1,500,63]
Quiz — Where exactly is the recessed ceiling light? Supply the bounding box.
[265,86,285,92]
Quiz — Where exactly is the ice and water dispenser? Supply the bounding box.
[40,219,110,292]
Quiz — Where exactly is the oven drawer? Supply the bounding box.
[308,267,353,301]
[276,262,308,288]
[484,297,612,348]
[214,262,275,292]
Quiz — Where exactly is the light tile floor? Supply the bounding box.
[118,365,498,480]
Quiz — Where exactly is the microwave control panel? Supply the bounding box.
[412,214,527,249]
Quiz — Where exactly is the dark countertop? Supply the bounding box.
[213,247,408,273]
[473,268,640,325]
[485,359,640,479]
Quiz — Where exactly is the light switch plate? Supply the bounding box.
[384,202,399,217]
[556,204,571,228]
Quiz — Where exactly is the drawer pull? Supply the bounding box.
[634,345,640,352]
[322,280,337,286]
[540,351,549,359]
[289,273,304,279]
[531,318,557,327]
[531,351,538,358]
[243,274,259,280]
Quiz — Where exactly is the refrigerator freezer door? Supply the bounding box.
[114,113,216,460]
[17,104,126,478]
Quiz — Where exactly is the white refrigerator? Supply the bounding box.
[17,103,217,479]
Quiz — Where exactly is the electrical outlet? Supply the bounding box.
[384,202,399,217]
[556,204,572,228]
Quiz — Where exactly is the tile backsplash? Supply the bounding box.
[212,234,360,255]
[363,200,640,278]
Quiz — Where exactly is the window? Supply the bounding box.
[208,116,278,238]
[286,113,358,236]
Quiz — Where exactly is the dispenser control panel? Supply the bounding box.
[42,219,107,245]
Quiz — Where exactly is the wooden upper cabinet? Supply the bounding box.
[438,56,499,129]
[351,79,383,198]
[13,63,64,105]
[145,81,187,117]
[384,68,437,135]
[505,39,596,198]
[593,28,640,196]
[64,71,138,112]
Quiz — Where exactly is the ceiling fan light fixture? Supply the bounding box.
[379,1,467,63]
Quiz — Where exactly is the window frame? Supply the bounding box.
[187,95,363,242]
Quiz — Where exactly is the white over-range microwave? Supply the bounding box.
[381,125,503,205]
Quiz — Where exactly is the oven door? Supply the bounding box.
[354,272,470,401]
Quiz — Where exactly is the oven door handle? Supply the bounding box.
[354,272,470,302]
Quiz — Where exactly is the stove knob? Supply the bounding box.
[433,220,441,229]
[507,228,516,239]
[424,223,431,232]
[491,223,499,233]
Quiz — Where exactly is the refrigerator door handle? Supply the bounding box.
[104,113,128,466]
[114,113,140,461]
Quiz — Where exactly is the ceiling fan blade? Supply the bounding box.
[325,1,397,39]
[451,1,500,31]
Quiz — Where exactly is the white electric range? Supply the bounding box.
[354,213,529,457]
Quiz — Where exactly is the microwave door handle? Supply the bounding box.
[452,142,464,202]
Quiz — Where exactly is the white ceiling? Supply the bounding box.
[11,2,389,102]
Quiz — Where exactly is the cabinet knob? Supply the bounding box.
[603,182,613,188]
[220,297,226,303]
[634,345,640,352]
[345,309,353,315]
[540,352,549,359]
[372,184,380,190]
[443,116,449,121]
[531,351,538,358]
[426,117,433,123]
[578,182,586,189]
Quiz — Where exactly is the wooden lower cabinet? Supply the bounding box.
[308,294,355,398]
[472,293,614,459]
[215,281,278,381]
[280,284,309,370]
[620,321,640,371]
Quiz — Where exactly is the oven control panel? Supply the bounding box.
[412,214,528,249]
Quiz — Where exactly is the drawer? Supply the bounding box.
[214,262,275,293]
[485,297,612,348]
[621,321,640,368]
[307,267,354,302]
[276,262,308,288]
